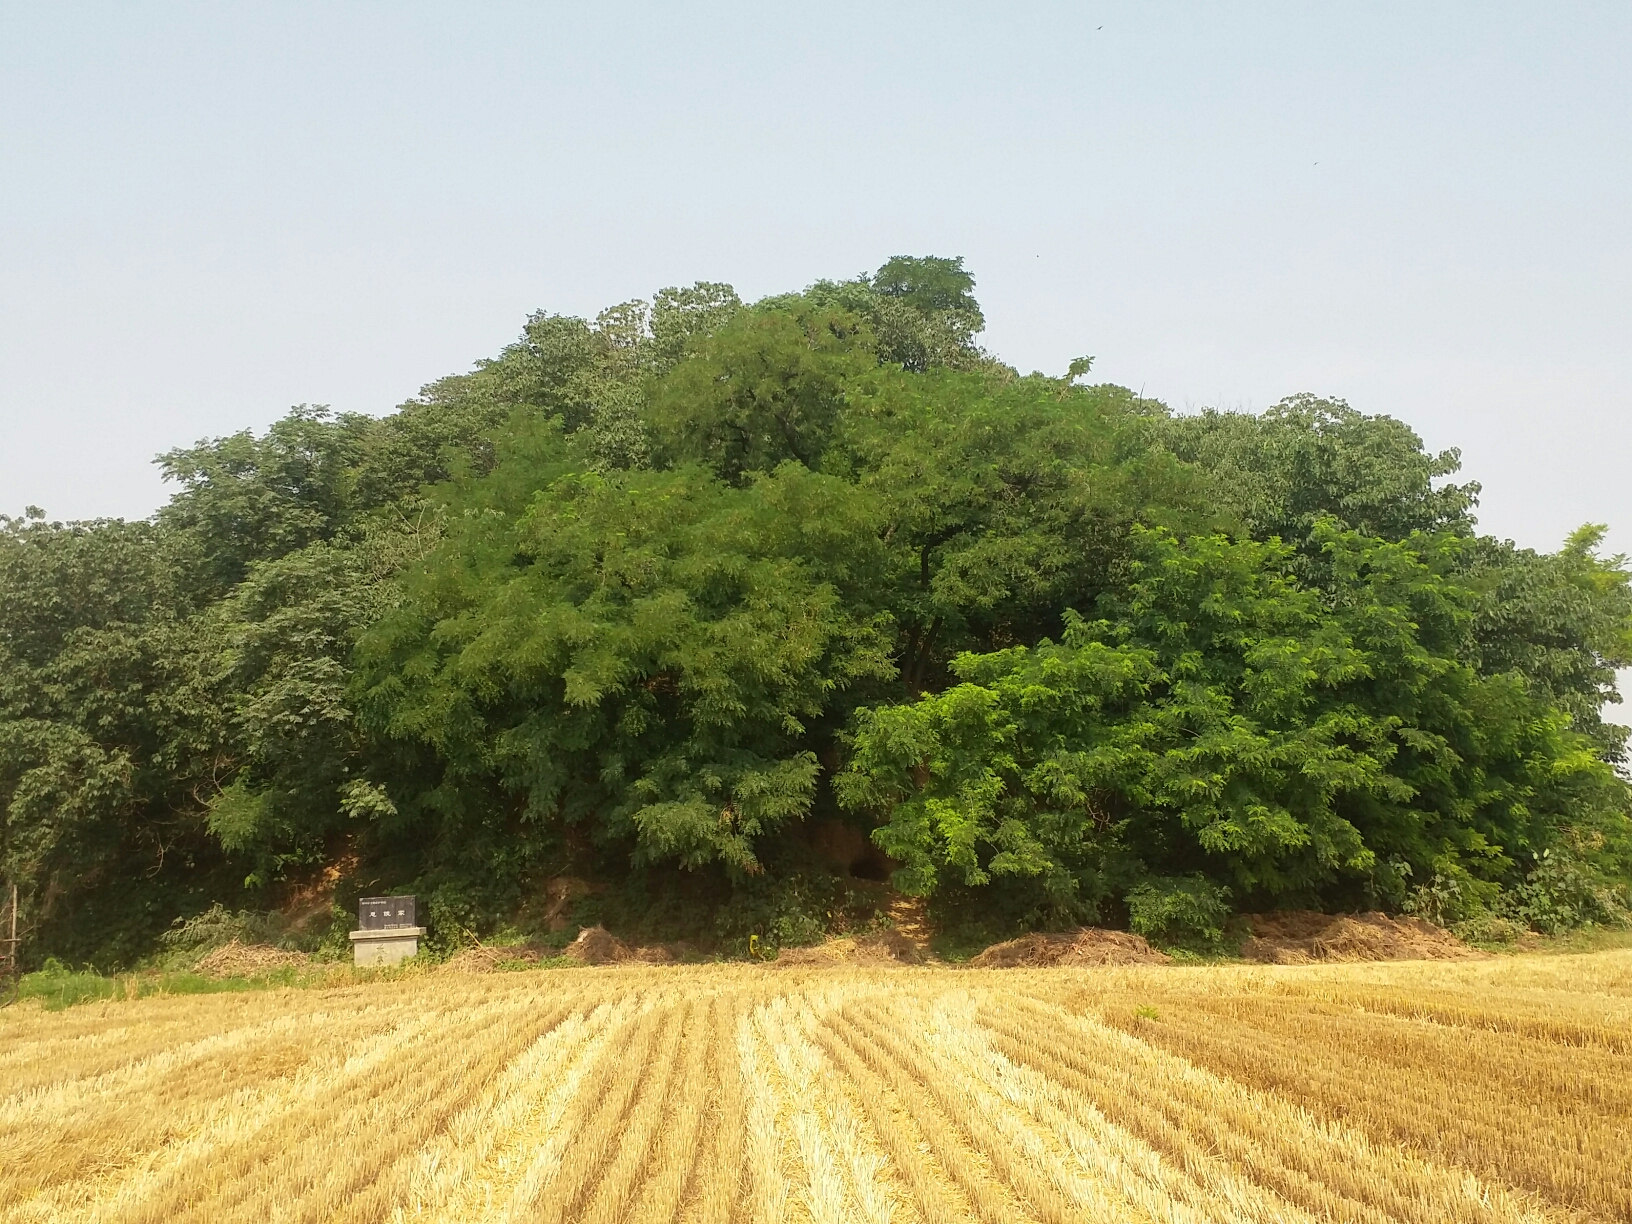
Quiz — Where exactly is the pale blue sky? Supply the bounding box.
[2,2,1629,567]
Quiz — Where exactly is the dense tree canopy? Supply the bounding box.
[3,257,1629,964]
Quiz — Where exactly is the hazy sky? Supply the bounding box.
[2,2,1629,562]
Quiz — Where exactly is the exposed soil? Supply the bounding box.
[438,924,700,971]
[883,894,934,955]
[539,876,602,932]
[1238,910,1487,964]
[193,940,308,977]
[241,901,1483,975]
[806,818,898,882]
[768,891,935,967]
[967,928,1171,968]
[273,853,358,940]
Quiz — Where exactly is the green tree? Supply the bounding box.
[839,523,1630,927]
[4,257,1627,966]
[646,302,875,481]
[1157,394,1479,547]
[0,512,229,964]
[835,370,1204,692]
[158,406,371,596]
[356,416,896,882]
[1464,526,1632,763]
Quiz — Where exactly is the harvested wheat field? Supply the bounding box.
[2,951,1629,1224]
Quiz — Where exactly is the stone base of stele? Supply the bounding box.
[349,926,426,967]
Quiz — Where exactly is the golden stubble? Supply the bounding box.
[1,952,1626,1223]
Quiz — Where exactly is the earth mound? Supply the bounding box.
[441,926,692,970]
[438,945,544,973]
[563,925,633,964]
[772,929,925,967]
[1239,910,1486,963]
[968,928,1170,968]
[560,925,685,965]
[194,940,308,977]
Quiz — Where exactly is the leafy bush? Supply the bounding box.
[423,883,483,956]
[1504,846,1632,934]
[574,848,887,957]
[1449,912,1530,947]
[1402,864,1498,929]
[310,903,356,961]
[710,870,875,955]
[1126,875,1231,953]
[156,903,293,960]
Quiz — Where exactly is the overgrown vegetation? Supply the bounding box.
[2,256,1629,965]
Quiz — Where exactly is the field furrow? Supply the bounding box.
[979,996,1554,1224]
[178,997,564,1224]
[828,1001,1039,1224]
[628,995,716,1224]
[683,993,749,1224]
[806,1002,979,1224]
[1103,1001,1631,1218]
[528,993,673,1224]
[427,993,638,1223]
[577,996,694,1224]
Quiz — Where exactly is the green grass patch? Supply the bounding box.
[17,961,123,1009]
[1507,923,1632,955]
[8,947,601,1010]
[17,958,321,1010]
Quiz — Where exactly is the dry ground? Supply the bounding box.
[2,951,1628,1224]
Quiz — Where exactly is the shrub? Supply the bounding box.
[1505,847,1631,934]
[1126,875,1231,953]
[157,903,292,959]
[423,883,483,956]
[1402,864,1497,929]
